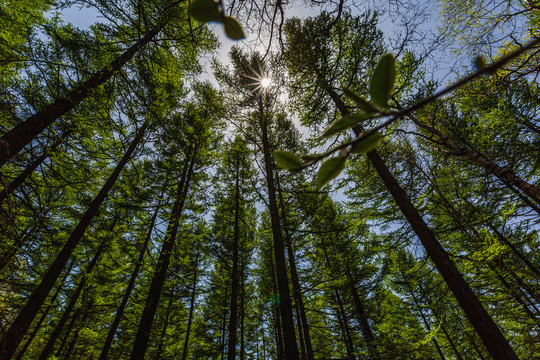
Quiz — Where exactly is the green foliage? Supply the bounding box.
[317,155,346,188]
[369,53,396,108]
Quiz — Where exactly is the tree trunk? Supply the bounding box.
[326,87,519,360]
[399,271,446,360]
[0,140,60,204]
[180,266,198,360]
[155,290,174,360]
[219,286,228,360]
[345,268,377,357]
[227,159,242,360]
[0,15,168,167]
[334,290,356,360]
[130,152,195,360]
[394,98,540,205]
[99,195,162,360]
[38,240,106,360]
[14,261,74,360]
[259,100,299,359]
[276,171,313,360]
[0,124,146,360]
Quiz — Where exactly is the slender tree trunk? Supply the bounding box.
[38,240,106,360]
[334,290,356,360]
[326,87,519,360]
[269,255,284,360]
[0,140,60,204]
[155,290,174,360]
[220,286,228,360]
[60,298,93,360]
[439,323,464,360]
[240,262,245,360]
[54,301,83,358]
[345,268,377,356]
[393,98,540,205]
[180,266,198,360]
[130,152,195,360]
[496,259,540,303]
[14,261,74,360]
[399,271,446,360]
[275,172,313,360]
[488,225,540,277]
[259,100,299,359]
[0,14,169,167]
[0,124,146,360]
[99,195,163,360]
[227,159,242,360]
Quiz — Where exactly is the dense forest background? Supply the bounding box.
[0,0,539,359]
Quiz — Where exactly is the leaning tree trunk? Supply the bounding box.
[98,194,163,360]
[259,100,299,359]
[38,240,106,360]
[14,261,74,360]
[325,86,519,360]
[393,98,540,206]
[130,152,195,360]
[0,140,60,204]
[0,123,147,360]
[0,13,170,167]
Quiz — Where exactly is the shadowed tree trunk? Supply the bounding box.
[180,264,198,360]
[0,123,147,360]
[130,151,196,360]
[0,11,172,167]
[99,194,163,360]
[37,240,106,360]
[325,86,519,360]
[259,100,299,359]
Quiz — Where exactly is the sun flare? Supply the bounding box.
[261,77,272,88]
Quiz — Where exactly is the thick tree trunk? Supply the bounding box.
[0,17,166,167]
[98,196,162,360]
[227,160,241,360]
[0,124,146,360]
[326,87,519,360]
[276,172,314,360]
[37,241,105,360]
[259,101,299,359]
[0,140,60,204]
[130,153,195,360]
[180,267,198,360]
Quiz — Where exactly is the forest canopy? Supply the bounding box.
[0,0,539,359]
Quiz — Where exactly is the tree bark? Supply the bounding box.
[0,124,147,360]
[259,101,299,359]
[325,87,519,360]
[130,151,195,360]
[155,290,174,360]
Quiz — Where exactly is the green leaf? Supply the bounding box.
[274,150,302,171]
[350,132,383,154]
[321,113,375,138]
[223,16,246,40]
[369,53,396,108]
[343,87,378,113]
[317,155,346,188]
[188,0,222,23]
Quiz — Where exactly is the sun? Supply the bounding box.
[261,77,272,88]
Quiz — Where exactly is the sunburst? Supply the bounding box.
[243,60,273,99]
